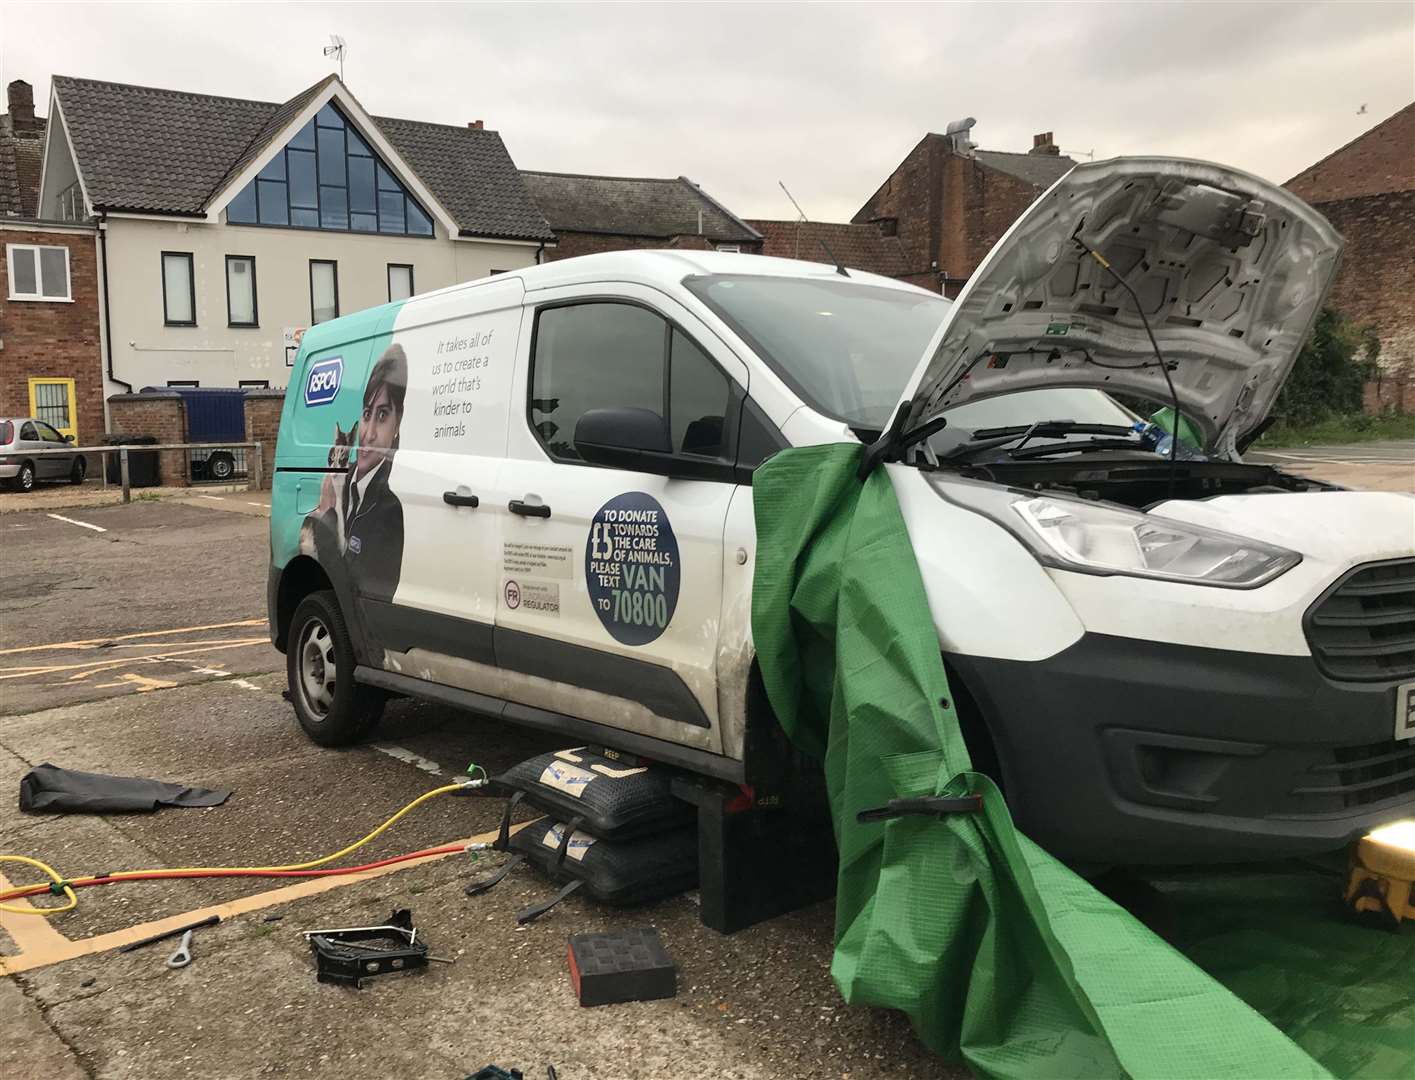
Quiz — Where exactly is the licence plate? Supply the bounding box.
[1399,682,1415,741]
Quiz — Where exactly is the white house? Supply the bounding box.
[36,73,554,393]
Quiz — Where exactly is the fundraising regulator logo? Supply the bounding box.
[304,356,344,407]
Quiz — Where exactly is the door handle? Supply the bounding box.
[442,491,480,508]
[508,499,551,518]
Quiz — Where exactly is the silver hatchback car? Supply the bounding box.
[0,417,88,492]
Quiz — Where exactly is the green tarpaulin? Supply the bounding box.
[751,443,1412,1079]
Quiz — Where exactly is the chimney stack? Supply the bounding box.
[468,120,484,130]
[1030,131,1060,156]
[6,80,37,132]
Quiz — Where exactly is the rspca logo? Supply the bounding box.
[304,356,343,407]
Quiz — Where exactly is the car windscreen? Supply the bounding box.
[684,274,951,430]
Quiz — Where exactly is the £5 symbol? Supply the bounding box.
[589,521,616,561]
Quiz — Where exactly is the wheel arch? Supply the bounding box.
[273,555,333,652]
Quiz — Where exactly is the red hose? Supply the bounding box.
[0,843,469,906]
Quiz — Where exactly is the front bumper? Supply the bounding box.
[949,633,1415,865]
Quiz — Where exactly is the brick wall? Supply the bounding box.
[1317,191,1415,390]
[543,231,762,261]
[853,136,1051,293]
[243,390,285,489]
[1287,103,1415,204]
[106,393,188,486]
[0,226,104,443]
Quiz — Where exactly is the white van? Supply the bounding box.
[269,158,1415,866]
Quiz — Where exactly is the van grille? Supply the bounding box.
[1292,738,1415,810]
[1305,558,1415,682]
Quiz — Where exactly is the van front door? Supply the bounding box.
[495,287,748,759]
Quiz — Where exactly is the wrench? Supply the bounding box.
[166,929,194,969]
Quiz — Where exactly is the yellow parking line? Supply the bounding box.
[0,822,527,976]
[0,619,266,657]
[0,639,269,680]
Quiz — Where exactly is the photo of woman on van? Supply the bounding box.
[302,343,407,603]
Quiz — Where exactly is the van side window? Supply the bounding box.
[670,330,730,457]
[533,301,736,465]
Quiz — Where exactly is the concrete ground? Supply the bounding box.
[1247,438,1414,491]
[0,496,953,1080]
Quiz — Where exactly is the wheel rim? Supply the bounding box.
[297,617,337,719]
[19,467,33,490]
[74,461,86,482]
[213,458,232,479]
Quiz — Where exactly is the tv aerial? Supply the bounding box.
[324,35,347,80]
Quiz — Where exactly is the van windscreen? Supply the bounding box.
[684,274,950,430]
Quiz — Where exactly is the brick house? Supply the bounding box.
[746,218,909,278]
[520,171,762,260]
[1286,102,1415,411]
[1,79,105,444]
[851,125,1075,296]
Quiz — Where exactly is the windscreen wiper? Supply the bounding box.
[941,420,1137,462]
[1006,437,1152,460]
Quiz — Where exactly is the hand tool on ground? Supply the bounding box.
[166,929,195,969]
[117,913,220,953]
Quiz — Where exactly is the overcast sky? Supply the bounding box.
[2,1,1411,222]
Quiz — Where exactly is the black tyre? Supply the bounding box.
[208,451,235,481]
[13,462,35,492]
[286,590,384,746]
[69,457,87,485]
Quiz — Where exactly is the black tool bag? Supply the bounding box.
[494,748,693,840]
[510,818,699,908]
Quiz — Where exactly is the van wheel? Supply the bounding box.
[287,590,383,746]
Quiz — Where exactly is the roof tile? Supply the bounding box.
[50,76,552,240]
[520,171,758,242]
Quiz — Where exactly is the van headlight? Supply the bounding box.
[950,486,1300,588]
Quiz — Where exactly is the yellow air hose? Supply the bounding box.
[1,777,486,917]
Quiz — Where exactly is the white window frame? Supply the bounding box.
[716,244,741,254]
[6,243,74,302]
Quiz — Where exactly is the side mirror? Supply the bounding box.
[574,407,673,473]
[64,434,75,444]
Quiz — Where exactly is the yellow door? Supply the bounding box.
[27,378,78,442]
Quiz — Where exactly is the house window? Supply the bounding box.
[225,255,258,327]
[388,263,414,302]
[167,380,199,388]
[310,260,339,324]
[7,244,72,301]
[57,183,85,222]
[226,102,434,237]
[239,379,270,389]
[161,252,196,326]
[716,244,741,254]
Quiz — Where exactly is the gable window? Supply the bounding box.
[7,244,72,301]
[716,244,741,254]
[226,102,435,237]
[161,252,196,326]
[387,263,414,302]
[225,255,258,327]
[310,260,339,324]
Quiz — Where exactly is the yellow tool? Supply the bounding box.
[1345,820,1415,926]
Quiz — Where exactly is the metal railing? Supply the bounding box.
[13,442,264,502]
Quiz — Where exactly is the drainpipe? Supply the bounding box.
[535,241,546,265]
[98,213,132,395]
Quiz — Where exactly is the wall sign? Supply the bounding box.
[585,492,680,646]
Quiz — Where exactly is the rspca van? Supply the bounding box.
[269,157,1415,866]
